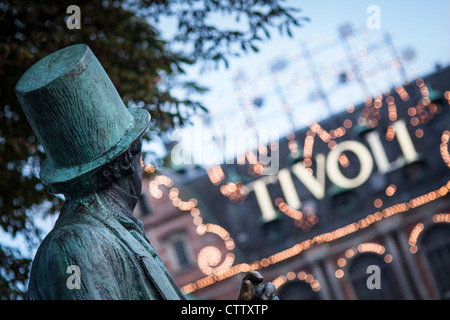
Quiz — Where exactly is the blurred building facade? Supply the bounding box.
[134,66,450,300]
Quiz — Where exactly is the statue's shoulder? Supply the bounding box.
[37,220,113,260]
[28,221,121,299]
[39,199,116,251]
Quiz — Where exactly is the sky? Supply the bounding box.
[152,0,450,164]
[2,0,450,258]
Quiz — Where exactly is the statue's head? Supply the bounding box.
[15,44,150,198]
[96,137,144,206]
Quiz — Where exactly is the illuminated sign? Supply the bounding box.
[246,119,420,222]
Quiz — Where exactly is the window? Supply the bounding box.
[420,224,450,299]
[172,238,191,269]
[276,281,320,300]
[332,190,357,217]
[348,253,400,299]
[165,232,193,272]
[327,185,357,218]
[404,160,426,183]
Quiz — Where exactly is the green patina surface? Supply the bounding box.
[28,187,185,300]
[15,44,149,191]
[16,44,185,300]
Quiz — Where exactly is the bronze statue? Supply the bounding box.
[15,44,276,300]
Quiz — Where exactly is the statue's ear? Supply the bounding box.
[130,137,143,155]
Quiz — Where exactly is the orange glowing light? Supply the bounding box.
[374,199,383,208]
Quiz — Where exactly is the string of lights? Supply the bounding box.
[180,181,450,294]
[202,30,439,211]
[408,213,450,254]
[142,26,450,295]
[408,223,425,254]
[142,76,450,294]
[334,242,393,280]
[272,270,321,293]
[440,130,450,168]
[145,170,237,277]
[274,197,319,232]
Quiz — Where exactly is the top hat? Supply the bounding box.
[15,44,150,194]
